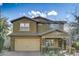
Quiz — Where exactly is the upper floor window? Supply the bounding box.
[20,23,30,31]
[50,24,63,30]
[38,23,43,26]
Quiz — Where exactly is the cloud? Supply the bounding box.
[47,10,58,16]
[66,14,71,18]
[28,10,47,18]
[0,3,3,6]
[28,10,58,18]
[40,13,47,17]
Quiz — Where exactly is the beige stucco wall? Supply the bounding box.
[54,39,58,48]
[13,19,37,32]
[37,23,49,32]
[10,37,15,51]
[14,36,40,51]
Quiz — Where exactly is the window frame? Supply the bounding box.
[20,23,30,31]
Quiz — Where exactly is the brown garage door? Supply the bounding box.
[15,38,40,51]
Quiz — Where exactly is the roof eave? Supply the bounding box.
[11,16,36,23]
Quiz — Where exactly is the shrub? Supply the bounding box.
[0,36,4,52]
[42,47,60,56]
[76,41,79,50]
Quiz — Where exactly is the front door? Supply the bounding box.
[58,39,62,49]
[58,39,66,49]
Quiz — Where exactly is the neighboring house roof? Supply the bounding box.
[11,16,66,24]
[9,30,68,37]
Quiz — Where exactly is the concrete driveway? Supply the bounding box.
[0,50,41,56]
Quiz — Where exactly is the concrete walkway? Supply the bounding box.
[0,50,41,56]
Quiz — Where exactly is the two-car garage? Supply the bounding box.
[14,37,40,51]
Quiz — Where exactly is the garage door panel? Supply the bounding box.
[15,38,40,51]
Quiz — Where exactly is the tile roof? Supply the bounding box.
[9,32,41,36]
[11,16,66,24]
[33,16,66,24]
[9,30,68,37]
[11,16,36,23]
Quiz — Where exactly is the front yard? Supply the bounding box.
[0,50,79,56]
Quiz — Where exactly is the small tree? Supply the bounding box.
[70,7,79,50]
[0,17,9,52]
[64,7,79,53]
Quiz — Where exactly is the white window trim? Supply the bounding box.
[20,23,30,31]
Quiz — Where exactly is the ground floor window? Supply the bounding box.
[43,39,54,47]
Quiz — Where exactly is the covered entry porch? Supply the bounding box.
[40,30,69,54]
[41,38,66,50]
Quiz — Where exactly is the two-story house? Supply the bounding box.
[9,16,69,51]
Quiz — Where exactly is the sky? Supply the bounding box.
[1,3,79,22]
